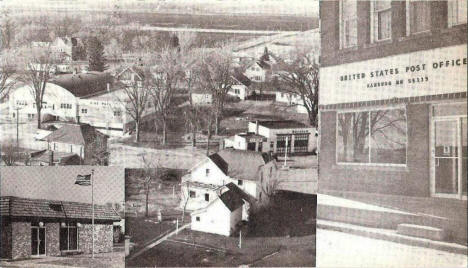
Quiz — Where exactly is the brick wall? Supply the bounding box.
[11,221,31,259]
[318,103,430,196]
[320,0,467,67]
[78,223,113,254]
[1,220,12,259]
[45,222,60,256]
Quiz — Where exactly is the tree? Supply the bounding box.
[0,49,17,102]
[276,48,319,126]
[87,36,108,72]
[18,47,54,129]
[0,140,21,166]
[140,154,163,218]
[0,9,15,50]
[198,48,235,135]
[147,48,182,145]
[117,73,151,143]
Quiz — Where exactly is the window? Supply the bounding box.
[61,103,72,109]
[204,193,209,201]
[238,180,243,186]
[189,191,196,198]
[371,1,392,42]
[337,108,407,165]
[196,216,200,221]
[114,111,122,117]
[205,168,210,177]
[406,0,430,35]
[60,222,78,251]
[448,0,467,27]
[81,108,87,114]
[340,0,358,48]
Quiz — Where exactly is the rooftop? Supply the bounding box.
[0,196,120,221]
[252,120,309,129]
[219,188,244,212]
[42,124,107,145]
[30,150,79,164]
[50,71,118,98]
[208,149,273,181]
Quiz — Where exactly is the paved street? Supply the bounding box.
[317,229,468,268]
[109,143,206,169]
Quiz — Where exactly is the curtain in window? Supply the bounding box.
[341,0,358,48]
[373,1,392,40]
[448,0,467,27]
[410,1,431,33]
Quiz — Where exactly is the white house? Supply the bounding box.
[181,149,277,220]
[244,60,271,83]
[224,132,266,152]
[190,89,213,105]
[190,184,244,236]
[275,91,308,114]
[228,72,252,100]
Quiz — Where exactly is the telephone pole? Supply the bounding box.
[14,107,22,149]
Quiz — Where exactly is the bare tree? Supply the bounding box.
[1,141,21,166]
[147,48,182,145]
[198,48,235,135]
[0,49,17,102]
[117,77,151,143]
[276,48,319,126]
[140,154,163,218]
[0,9,15,50]
[18,47,54,129]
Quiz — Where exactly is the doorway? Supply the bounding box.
[431,103,467,199]
[31,226,46,256]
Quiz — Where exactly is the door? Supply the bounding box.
[432,117,467,199]
[31,227,46,256]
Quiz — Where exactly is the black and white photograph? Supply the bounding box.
[0,0,466,267]
[0,166,125,267]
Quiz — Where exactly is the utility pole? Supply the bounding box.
[14,107,22,149]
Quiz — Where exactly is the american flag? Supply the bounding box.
[75,174,91,186]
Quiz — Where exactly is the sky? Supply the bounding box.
[1,0,319,16]
[1,166,125,205]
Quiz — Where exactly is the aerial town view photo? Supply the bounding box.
[0,0,467,267]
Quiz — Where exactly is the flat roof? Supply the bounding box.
[237,132,265,138]
[251,120,309,129]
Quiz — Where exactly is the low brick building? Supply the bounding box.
[0,196,120,259]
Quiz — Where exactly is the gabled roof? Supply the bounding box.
[43,124,107,145]
[231,72,252,87]
[50,72,115,98]
[208,149,272,181]
[225,182,257,204]
[219,189,244,212]
[30,150,79,164]
[0,196,120,221]
[115,65,145,81]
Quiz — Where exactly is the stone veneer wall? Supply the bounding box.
[46,222,60,256]
[78,223,113,254]
[11,221,31,259]
[1,221,12,259]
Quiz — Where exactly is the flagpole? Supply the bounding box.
[91,169,95,259]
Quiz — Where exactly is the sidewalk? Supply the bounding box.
[0,251,125,268]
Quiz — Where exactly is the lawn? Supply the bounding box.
[125,217,178,251]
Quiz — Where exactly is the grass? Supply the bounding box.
[126,217,177,251]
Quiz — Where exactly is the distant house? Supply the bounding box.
[244,60,271,83]
[228,72,252,100]
[275,90,308,114]
[42,124,109,165]
[191,184,244,236]
[190,89,213,105]
[224,132,266,152]
[114,65,145,87]
[181,149,277,219]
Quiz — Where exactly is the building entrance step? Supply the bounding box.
[317,220,467,255]
[397,223,446,241]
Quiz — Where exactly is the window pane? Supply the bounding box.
[337,112,370,163]
[370,109,407,164]
[342,0,357,48]
[378,9,392,39]
[410,1,430,33]
[449,0,467,26]
[374,0,391,10]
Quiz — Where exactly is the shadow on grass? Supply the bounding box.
[247,191,317,237]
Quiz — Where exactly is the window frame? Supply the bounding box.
[335,105,408,167]
[405,0,431,36]
[339,0,358,49]
[448,0,467,27]
[370,0,392,43]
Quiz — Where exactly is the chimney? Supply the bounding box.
[255,120,259,135]
[49,151,54,166]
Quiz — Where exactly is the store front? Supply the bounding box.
[319,45,467,198]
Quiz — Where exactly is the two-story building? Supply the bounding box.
[318,0,467,200]
[181,149,277,220]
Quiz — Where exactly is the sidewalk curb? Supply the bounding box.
[317,220,468,255]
